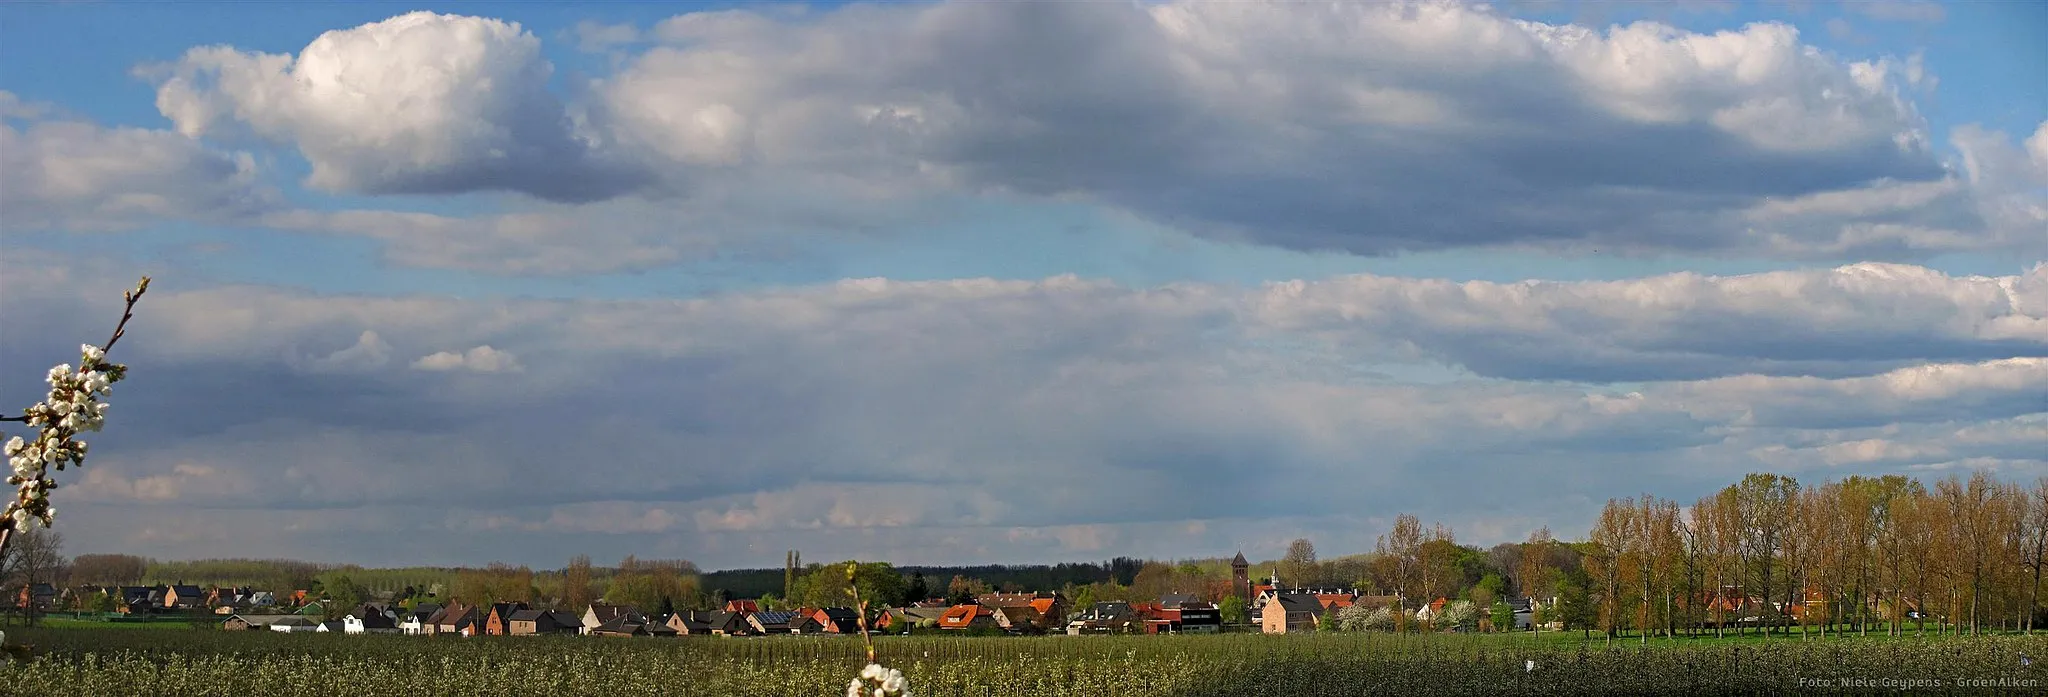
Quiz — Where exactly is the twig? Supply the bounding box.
[0,277,147,423]
[95,276,150,364]
[847,562,878,664]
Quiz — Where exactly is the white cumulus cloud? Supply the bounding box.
[146,11,644,201]
[412,345,524,373]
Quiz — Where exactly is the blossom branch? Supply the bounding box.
[0,276,150,559]
[845,561,909,697]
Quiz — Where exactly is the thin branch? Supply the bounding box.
[0,276,150,569]
[0,277,149,424]
[95,276,151,366]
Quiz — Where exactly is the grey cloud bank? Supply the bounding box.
[2,2,2037,273]
[3,257,2043,567]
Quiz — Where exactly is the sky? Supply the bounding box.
[1,0,2044,571]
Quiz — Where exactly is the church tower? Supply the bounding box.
[1231,551,1250,605]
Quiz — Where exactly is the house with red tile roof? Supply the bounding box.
[937,603,997,631]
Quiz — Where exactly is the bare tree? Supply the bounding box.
[1,528,65,626]
[1589,498,1632,646]
[1279,538,1318,587]
[1376,515,1423,607]
[1518,526,1555,637]
[2025,478,2048,633]
[564,555,594,613]
[68,554,148,586]
[1734,473,1797,636]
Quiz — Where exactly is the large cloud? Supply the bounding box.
[0,93,279,231]
[4,256,2043,566]
[587,0,2019,259]
[146,12,645,201]
[129,2,2046,270]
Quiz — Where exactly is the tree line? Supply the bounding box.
[1574,470,2048,642]
[1261,470,2048,642]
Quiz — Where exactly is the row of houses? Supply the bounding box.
[225,592,1110,638]
[16,583,280,614]
[226,600,904,638]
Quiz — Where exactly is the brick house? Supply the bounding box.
[484,602,529,636]
[666,610,748,636]
[975,592,1066,633]
[430,602,481,636]
[746,610,820,634]
[508,609,582,636]
[163,585,205,610]
[937,604,998,631]
[1262,595,1326,634]
[15,583,57,611]
[806,607,865,634]
[582,603,642,635]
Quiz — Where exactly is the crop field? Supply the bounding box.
[3,629,2045,696]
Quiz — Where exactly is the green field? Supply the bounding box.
[2,628,2045,696]
[26,618,208,631]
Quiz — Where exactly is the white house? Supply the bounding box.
[268,616,318,633]
[343,610,400,634]
[399,612,429,635]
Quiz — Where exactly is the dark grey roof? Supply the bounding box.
[1275,595,1325,616]
[751,610,797,626]
[1159,593,1197,609]
[225,614,294,626]
[508,609,548,621]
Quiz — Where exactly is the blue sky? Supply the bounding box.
[1,0,2044,569]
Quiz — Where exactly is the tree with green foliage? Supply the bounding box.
[1471,573,1506,608]
[1556,567,1596,639]
[315,572,364,621]
[945,575,990,605]
[1490,600,1515,632]
[787,561,906,614]
[904,572,930,606]
[1218,595,1247,625]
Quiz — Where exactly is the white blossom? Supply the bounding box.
[848,664,910,697]
[7,355,129,532]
